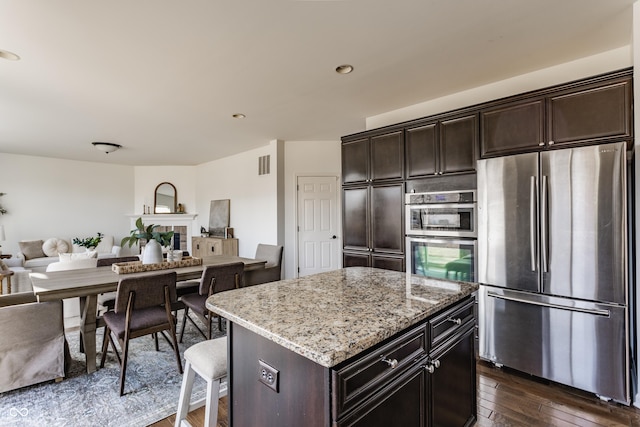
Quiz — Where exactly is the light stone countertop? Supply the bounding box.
[206,267,478,368]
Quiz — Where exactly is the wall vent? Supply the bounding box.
[259,155,271,175]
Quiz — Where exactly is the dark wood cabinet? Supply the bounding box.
[406,122,437,177]
[342,138,369,184]
[342,130,404,185]
[371,254,405,272]
[342,183,404,270]
[371,131,404,181]
[228,295,476,427]
[406,114,477,178]
[343,252,404,271]
[480,98,545,157]
[331,296,476,427]
[548,77,632,146]
[370,184,403,254]
[343,186,369,252]
[480,71,632,157]
[427,327,476,427]
[439,114,478,174]
[337,365,426,427]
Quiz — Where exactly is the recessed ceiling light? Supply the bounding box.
[0,50,20,61]
[335,64,353,74]
[233,113,246,119]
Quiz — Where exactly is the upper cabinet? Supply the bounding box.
[342,137,369,184]
[439,114,478,174]
[343,130,404,185]
[480,71,632,158]
[548,77,632,146]
[405,113,477,179]
[480,99,545,157]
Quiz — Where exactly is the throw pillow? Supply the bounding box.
[19,240,46,260]
[59,250,98,262]
[42,238,70,257]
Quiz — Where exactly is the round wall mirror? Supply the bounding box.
[154,182,177,213]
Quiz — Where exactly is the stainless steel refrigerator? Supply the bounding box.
[477,141,630,404]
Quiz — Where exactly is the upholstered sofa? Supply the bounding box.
[0,292,67,393]
[15,236,122,273]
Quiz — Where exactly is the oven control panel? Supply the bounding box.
[406,190,475,205]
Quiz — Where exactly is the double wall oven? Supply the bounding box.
[405,190,477,281]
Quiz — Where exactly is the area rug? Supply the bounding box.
[0,314,225,426]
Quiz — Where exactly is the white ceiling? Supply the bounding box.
[0,0,635,166]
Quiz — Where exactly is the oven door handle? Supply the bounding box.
[406,203,477,209]
[407,237,477,246]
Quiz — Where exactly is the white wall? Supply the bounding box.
[195,142,279,259]
[0,153,133,255]
[283,140,342,279]
[368,46,633,130]
[133,166,197,216]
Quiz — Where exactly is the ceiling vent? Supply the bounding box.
[258,155,271,175]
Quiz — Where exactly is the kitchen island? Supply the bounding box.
[206,267,478,427]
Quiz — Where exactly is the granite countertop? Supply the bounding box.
[206,267,478,368]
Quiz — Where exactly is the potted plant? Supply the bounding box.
[121,217,174,264]
[73,232,104,251]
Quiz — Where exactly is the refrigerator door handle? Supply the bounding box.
[541,175,549,273]
[487,291,610,317]
[530,176,537,271]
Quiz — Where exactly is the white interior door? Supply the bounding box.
[297,176,339,277]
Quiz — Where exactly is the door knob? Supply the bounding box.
[331,235,337,239]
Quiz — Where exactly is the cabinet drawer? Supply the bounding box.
[429,296,475,349]
[332,324,427,418]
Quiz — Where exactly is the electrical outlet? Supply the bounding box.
[258,360,279,392]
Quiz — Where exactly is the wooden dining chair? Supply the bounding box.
[179,262,243,342]
[99,271,182,396]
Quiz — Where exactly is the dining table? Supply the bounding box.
[30,255,267,374]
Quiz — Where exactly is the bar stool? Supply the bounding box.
[175,337,228,427]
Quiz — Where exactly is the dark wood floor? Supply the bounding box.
[152,361,640,426]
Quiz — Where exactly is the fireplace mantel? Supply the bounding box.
[127,214,198,253]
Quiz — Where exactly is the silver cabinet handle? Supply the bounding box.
[548,140,554,145]
[538,142,545,146]
[447,317,462,325]
[381,358,398,369]
[423,360,440,374]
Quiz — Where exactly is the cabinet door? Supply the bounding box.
[343,251,370,267]
[370,184,404,254]
[548,78,632,147]
[440,114,477,174]
[207,239,222,256]
[427,327,476,427]
[370,131,404,181]
[371,254,405,272]
[343,138,369,184]
[406,123,438,178]
[480,98,545,157]
[336,365,425,427]
[191,237,205,258]
[343,187,369,251]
